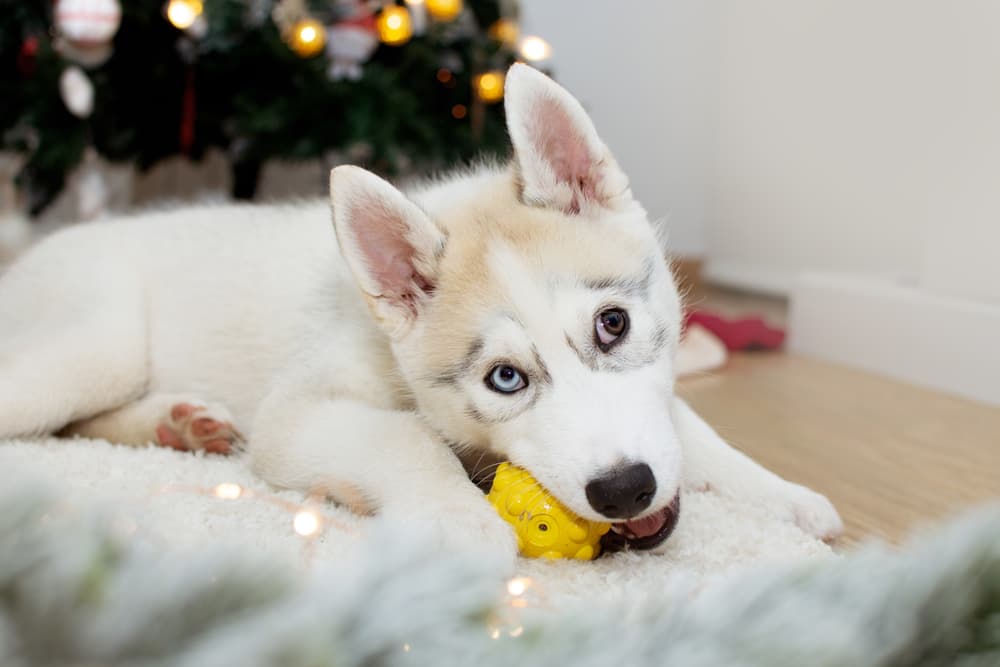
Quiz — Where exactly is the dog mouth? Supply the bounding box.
[600,492,681,553]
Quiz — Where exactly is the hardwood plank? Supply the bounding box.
[678,352,1000,548]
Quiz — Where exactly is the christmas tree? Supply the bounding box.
[1,0,542,217]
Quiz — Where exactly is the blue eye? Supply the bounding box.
[487,365,527,394]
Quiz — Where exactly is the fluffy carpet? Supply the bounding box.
[3,438,998,667]
[0,437,833,596]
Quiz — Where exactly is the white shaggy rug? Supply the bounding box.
[0,436,833,605]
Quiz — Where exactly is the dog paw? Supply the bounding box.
[771,481,844,543]
[155,402,243,455]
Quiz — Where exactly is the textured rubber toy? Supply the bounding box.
[487,463,610,560]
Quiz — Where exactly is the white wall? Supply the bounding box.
[708,0,1000,303]
[520,1,715,256]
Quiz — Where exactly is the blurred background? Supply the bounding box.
[2,1,998,541]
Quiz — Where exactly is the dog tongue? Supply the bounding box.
[622,510,667,538]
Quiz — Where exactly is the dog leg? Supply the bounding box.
[0,233,147,438]
[250,386,518,566]
[673,397,844,541]
[63,394,242,455]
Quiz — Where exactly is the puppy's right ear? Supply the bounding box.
[331,166,445,336]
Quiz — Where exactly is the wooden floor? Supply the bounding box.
[678,288,1000,548]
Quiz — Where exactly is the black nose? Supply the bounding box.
[585,462,657,519]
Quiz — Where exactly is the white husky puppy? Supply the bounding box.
[0,65,841,558]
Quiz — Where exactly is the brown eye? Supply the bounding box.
[595,308,629,350]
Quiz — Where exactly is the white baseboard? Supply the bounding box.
[789,273,1000,406]
[702,260,798,297]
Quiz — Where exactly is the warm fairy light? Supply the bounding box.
[165,0,203,30]
[436,68,452,83]
[519,35,551,62]
[402,643,411,652]
[377,6,413,45]
[507,576,532,596]
[213,482,243,500]
[489,627,501,640]
[451,104,467,119]
[425,0,462,21]
[288,18,326,57]
[509,625,524,638]
[488,18,519,45]
[474,70,505,104]
[293,509,321,536]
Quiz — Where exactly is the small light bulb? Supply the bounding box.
[489,627,501,640]
[300,25,316,43]
[509,626,524,638]
[293,509,321,536]
[507,576,531,596]
[426,0,462,21]
[214,482,243,500]
[474,71,505,104]
[519,35,551,62]
[403,643,411,652]
[166,0,203,30]
[377,6,413,45]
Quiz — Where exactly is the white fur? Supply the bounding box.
[0,66,842,563]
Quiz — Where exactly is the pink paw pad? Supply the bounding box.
[155,403,243,455]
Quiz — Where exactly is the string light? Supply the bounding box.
[287,17,326,57]
[149,483,355,539]
[507,576,531,596]
[425,0,462,21]
[213,482,243,499]
[509,626,524,638]
[488,18,519,46]
[451,104,467,119]
[519,35,551,62]
[377,5,413,46]
[293,509,321,536]
[473,70,505,104]
[165,0,203,30]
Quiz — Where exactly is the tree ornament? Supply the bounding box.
[325,1,378,80]
[425,0,462,22]
[17,36,40,76]
[271,0,307,36]
[473,70,505,104]
[402,0,428,35]
[54,0,122,67]
[59,66,95,118]
[165,0,204,30]
[376,6,412,46]
[288,18,326,57]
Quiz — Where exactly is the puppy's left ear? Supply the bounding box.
[331,166,445,336]
[505,63,631,215]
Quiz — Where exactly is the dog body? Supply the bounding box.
[0,66,841,559]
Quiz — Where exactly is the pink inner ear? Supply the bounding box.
[527,95,601,212]
[348,198,429,303]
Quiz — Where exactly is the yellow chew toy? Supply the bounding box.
[487,462,610,560]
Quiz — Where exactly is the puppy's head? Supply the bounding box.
[332,65,683,551]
